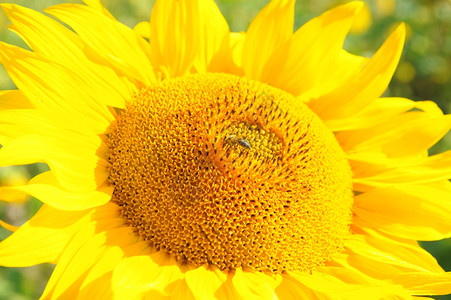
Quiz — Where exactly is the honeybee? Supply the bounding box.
[225,135,251,149]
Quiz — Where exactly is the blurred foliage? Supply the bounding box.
[0,0,450,299]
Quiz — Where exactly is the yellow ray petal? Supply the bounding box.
[82,0,115,19]
[0,90,33,145]
[0,171,112,210]
[184,266,227,299]
[1,4,132,109]
[209,31,245,76]
[289,271,410,299]
[45,4,155,86]
[0,42,114,133]
[310,23,405,121]
[192,0,229,74]
[345,229,444,275]
[390,272,451,296]
[338,107,451,158]
[264,2,363,97]
[0,89,33,110]
[42,206,125,299]
[340,231,451,296]
[242,0,295,80]
[354,182,451,240]
[0,204,88,266]
[79,240,149,299]
[275,274,317,299]
[0,134,108,193]
[353,150,451,188]
[111,254,184,300]
[134,21,150,39]
[232,268,280,299]
[150,0,229,78]
[326,97,416,132]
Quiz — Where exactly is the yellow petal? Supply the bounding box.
[242,0,295,80]
[0,204,88,266]
[0,89,33,110]
[209,31,245,76]
[390,272,451,296]
[150,0,229,77]
[0,42,114,133]
[326,97,416,132]
[232,268,280,299]
[192,0,229,73]
[340,231,451,295]
[82,0,115,19]
[345,229,444,275]
[184,266,227,299]
[0,134,108,193]
[1,3,132,109]
[0,171,113,210]
[80,240,149,299]
[338,106,451,158]
[42,206,125,299]
[353,150,451,188]
[354,181,451,240]
[134,21,150,39]
[111,253,184,300]
[45,4,155,86]
[275,275,317,299]
[310,23,405,121]
[289,271,410,299]
[265,2,364,97]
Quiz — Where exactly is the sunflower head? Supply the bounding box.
[107,73,353,273]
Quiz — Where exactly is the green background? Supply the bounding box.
[0,0,450,299]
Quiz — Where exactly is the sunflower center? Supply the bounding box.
[107,73,353,273]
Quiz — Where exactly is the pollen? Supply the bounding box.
[107,73,353,273]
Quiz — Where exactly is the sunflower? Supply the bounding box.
[0,0,450,299]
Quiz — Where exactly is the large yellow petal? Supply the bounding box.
[353,182,451,240]
[0,134,108,193]
[288,270,410,299]
[134,21,150,39]
[342,230,451,295]
[184,266,227,300]
[79,240,149,299]
[0,171,112,210]
[325,97,416,132]
[45,4,155,86]
[242,0,295,80]
[353,150,451,188]
[111,253,184,300]
[81,0,115,19]
[264,2,363,97]
[191,0,229,73]
[0,42,114,133]
[41,203,124,299]
[150,0,228,78]
[345,229,444,275]
[309,23,405,121]
[1,3,132,109]
[209,31,245,76]
[231,268,281,299]
[0,204,88,266]
[390,272,451,296]
[338,105,451,158]
[0,89,33,110]
[275,274,317,299]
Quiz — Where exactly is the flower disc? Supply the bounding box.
[107,73,354,273]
